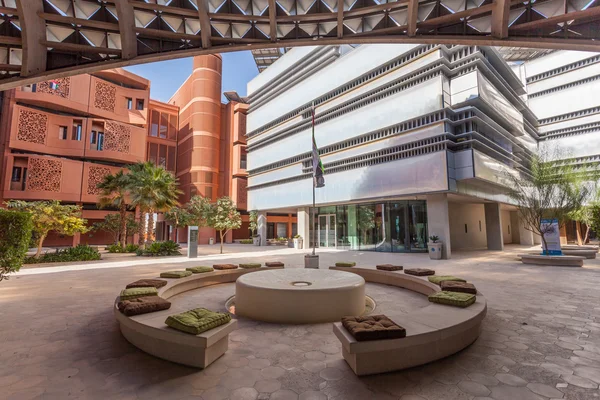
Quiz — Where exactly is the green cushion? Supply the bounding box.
[428,275,466,285]
[239,263,261,269]
[160,270,193,279]
[165,308,232,335]
[186,266,214,274]
[335,262,356,267]
[428,291,476,308]
[120,287,158,301]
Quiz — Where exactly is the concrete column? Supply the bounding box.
[426,194,452,259]
[287,213,293,238]
[257,211,267,246]
[517,213,534,246]
[72,232,81,247]
[297,207,310,249]
[484,203,504,251]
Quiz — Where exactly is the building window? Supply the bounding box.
[126,98,133,110]
[240,153,247,170]
[72,120,82,141]
[150,110,159,137]
[22,168,27,190]
[90,130,104,151]
[167,146,176,172]
[205,172,213,183]
[168,114,177,140]
[11,167,21,182]
[148,143,158,165]
[59,126,68,140]
[136,99,144,110]
[205,186,213,200]
[159,144,167,168]
[160,113,168,138]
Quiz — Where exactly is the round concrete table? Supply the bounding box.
[235,269,366,324]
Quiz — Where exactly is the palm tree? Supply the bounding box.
[128,162,182,245]
[97,170,130,247]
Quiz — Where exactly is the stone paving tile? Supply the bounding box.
[3,246,600,400]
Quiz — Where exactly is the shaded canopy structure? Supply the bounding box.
[1,0,600,89]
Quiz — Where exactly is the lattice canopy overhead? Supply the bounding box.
[1,0,600,88]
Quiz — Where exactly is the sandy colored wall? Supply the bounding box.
[449,202,488,250]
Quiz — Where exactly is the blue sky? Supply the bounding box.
[124,50,259,103]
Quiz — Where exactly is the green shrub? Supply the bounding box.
[0,210,33,281]
[239,239,253,244]
[138,240,181,257]
[24,244,101,264]
[125,244,139,253]
[107,244,125,253]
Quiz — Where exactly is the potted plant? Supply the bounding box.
[249,211,260,246]
[428,235,443,260]
[293,234,303,249]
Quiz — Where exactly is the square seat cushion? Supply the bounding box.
[213,264,238,270]
[428,275,466,285]
[265,262,284,267]
[186,266,214,274]
[335,262,356,267]
[441,281,477,294]
[404,268,435,276]
[376,264,403,271]
[120,287,158,301]
[341,315,406,341]
[428,291,476,308]
[126,279,167,289]
[160,270,193,279]
[239,263,261,269]
[118,296,171,316]
[165,308,232,335]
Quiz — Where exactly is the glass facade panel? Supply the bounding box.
[307,201,427,253]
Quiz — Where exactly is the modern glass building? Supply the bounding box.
[246,45,599,257]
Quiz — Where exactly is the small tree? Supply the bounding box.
[97,170,130,248]
[91,214,139,245]
[568,206,594,245]
[249,211,258,237]
[506,146,588,254]
[586,203,600,239]
[0,210,33,281]
[6,200,89,257]
[164,206,194,242]
[186,195,212,227]
[208,197,242,254]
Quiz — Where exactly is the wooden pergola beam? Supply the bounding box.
[42,40,123,55]
[38,12,120,31]
[0,35,22,46]
[114,0,138,60]
[491,0,510,38]
[268,0,277,42]
[407,0,419,36]
[197,0,212,49]
[509,6,600,32]
[135,27,202,42]
[337,0,344,38]
[16,0,46,77]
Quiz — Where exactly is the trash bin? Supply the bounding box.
[209,238,214,245]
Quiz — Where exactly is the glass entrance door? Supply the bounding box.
[318,214,336,248]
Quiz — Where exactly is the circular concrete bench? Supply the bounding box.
[518,254,585,267]
[561,245,598,252]
[114,267,282,368]
[561,249,597,259]
[329,266,487,376]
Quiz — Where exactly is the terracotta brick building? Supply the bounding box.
[0,55,295,247]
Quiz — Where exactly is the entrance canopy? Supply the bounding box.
[2,0,600,89]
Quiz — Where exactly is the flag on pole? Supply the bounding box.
[311,103,325,188]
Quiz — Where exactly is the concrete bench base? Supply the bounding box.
[115,267,282,368]
[561,245,598,252]
[519,254,584,267]
[562,249,597,259]
[330,267,486,376]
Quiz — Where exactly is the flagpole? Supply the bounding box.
[311,101,316,256]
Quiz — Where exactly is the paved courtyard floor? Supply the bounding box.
[2,245,600,400]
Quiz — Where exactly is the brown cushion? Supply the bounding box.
[376,264,403,271]
[126,279,168,289]
[341,315,406,341]
[404,268,435,276]
[440,281,477,294]
[265,262,284,267]
[213,264,238,270]
[118,296,171,316]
